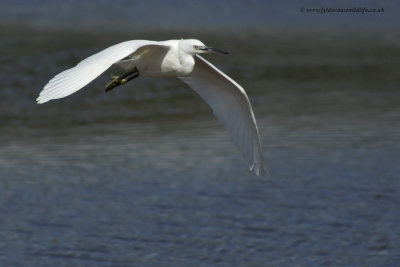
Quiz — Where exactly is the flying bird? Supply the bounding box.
[37,39,267,175]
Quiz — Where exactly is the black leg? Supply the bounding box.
[106,67,139,92]
[124,72,140,83]
[119,69,137,79]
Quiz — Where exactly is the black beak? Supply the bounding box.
[199,46,229,54]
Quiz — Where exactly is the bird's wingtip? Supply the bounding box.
[250,162,269,177]
[36,95,48,104]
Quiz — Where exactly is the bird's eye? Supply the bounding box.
[193,45,199,49]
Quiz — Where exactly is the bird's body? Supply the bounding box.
[37,39,267,175]
[125,40,194,77]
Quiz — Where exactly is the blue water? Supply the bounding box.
[1,1,400,266]
[1,0,399,31]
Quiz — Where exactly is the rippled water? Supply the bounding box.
[1,6,400,266]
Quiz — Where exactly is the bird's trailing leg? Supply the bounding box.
[106,67,139,92]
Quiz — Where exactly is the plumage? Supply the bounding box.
[37,40,164,103]
[37,39,267,175]
[180,55,266,175]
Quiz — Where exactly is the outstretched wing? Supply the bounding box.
[37,40,169,104]
[180,55,266,176]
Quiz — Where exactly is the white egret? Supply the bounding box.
[37,39,267,175]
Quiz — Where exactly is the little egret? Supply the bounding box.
[37,39,267,175]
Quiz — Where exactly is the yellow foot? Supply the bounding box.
[105,76,121,92]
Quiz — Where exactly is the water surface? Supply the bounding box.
[0,3,400,265]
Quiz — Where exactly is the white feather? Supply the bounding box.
[180,55,267,176]
[37,40,166,104]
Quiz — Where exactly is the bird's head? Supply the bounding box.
[181,39,229,56]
